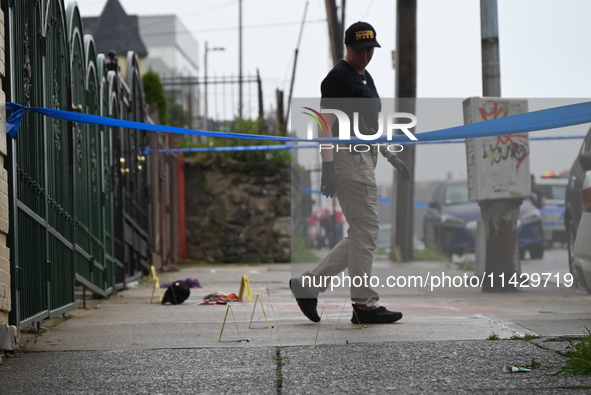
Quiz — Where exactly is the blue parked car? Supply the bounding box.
[423,180,545,259]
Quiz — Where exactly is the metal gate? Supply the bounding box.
[111,52,150,287]
[3,0,149,328]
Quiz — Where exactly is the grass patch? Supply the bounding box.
[179,118,292,171]
[457,259,475,271]
[413,246,451,262]
[487,332,501,340]
[291,235,319,263]
[554,328,591,375]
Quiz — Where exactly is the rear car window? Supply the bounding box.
[538,184,567,200]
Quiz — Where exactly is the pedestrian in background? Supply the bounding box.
[531,174,546,209]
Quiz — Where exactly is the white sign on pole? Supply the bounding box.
[463,97,530,201]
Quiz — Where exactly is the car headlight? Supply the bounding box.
[466,220,478,234]
[440,214,465,227]
[519,209,541,224]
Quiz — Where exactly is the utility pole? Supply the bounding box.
[276,89,285,134]
[478,0,522,291]
[256,69,264,120]
[393,0,417,262]
[481,0,501,97]
[238,0,243,119]
[285,1,309,134]
[325,0,344,64]
[204,42,225,130]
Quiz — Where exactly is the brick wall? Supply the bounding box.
[0,9,10,325]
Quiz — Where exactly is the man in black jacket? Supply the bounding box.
[291,21,409,324]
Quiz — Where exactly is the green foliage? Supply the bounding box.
[554,328,591,375]
[167,96,191,128]
[181,118,291,170]
[487,332,501,340]
[457,259,475,271]
[291,235,319,263]
[142,70,169,125]
[413,246,451,262]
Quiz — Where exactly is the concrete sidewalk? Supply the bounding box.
[2,259,591,393]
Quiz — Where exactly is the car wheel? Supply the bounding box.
[423,225,431,248]
[575,267,591,294]
[567,219,575,268]
[519,246,526,260]
[434,229,441,251]
[529,244,544,259]
[566,218,584,290]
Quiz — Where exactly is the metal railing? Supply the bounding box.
[4,0,150,328]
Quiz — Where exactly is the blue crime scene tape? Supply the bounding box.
[5,102,294,142]
[6,101,571,227]
[144,135,585,154]
[6,101,591,146]
[144,144,318,155]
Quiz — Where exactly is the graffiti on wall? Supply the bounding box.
[478,101,529,171]
[479,100,509,120]
[482,134,530,171]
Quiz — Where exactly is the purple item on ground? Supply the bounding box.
[185,278,202,288]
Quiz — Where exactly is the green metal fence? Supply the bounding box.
[3,0,149,328]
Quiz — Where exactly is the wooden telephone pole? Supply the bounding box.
[478,0,522,291]
[394,0,417,262]
[325,0,345,64]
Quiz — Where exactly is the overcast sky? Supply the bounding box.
[74,0,591,182]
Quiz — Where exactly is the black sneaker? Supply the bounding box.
[351,305,403,324]
[289,278,321,323]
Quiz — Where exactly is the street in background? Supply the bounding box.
[423,179,544,259]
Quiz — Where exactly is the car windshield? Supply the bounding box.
[444,183,469,205]
[538,184,567,200]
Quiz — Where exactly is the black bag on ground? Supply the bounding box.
[161,280,191,305]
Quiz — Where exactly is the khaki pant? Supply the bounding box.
[304,148,381,309]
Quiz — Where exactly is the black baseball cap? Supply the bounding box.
[344,21,381,50]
